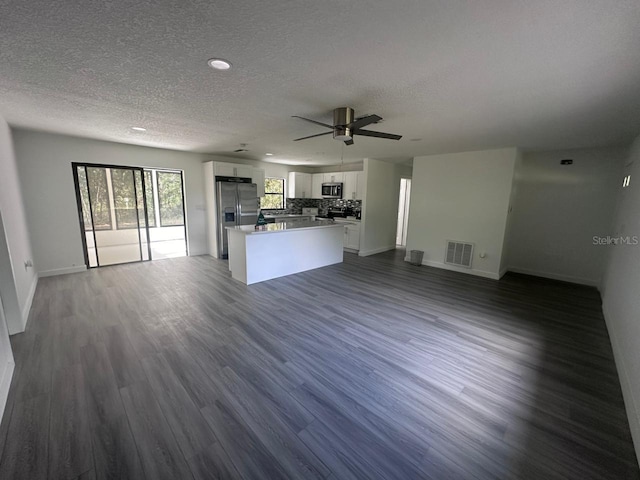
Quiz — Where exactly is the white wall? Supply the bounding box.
[12,129,211,276]
[359,158,404,256]
[0,119,38,334]
[406,148,517,279]
[507,147,626,285]
[601,134,640,464]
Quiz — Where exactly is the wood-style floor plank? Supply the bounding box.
[48,364,93,479]
[0,250,638,479]
[119,381,193,480]
[0,393,50,480]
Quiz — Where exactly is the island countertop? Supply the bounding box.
[225,219,349,235]
[225,219,345,284]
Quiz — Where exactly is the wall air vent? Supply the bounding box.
[445,241,474,268]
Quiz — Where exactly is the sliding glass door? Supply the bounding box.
[73,164,151,267]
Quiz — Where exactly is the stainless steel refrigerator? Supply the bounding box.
[216,176,258,259]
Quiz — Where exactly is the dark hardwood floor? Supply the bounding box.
[0,249,637,479]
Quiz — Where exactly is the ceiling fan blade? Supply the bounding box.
[355,129,402,141]
[293,131,333,141]
[344,139,354,146]
[292,115,334,129]
[348,114,382,130]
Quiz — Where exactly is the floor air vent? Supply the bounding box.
[445,241,474,268]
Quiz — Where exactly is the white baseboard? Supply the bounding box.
[38,265,87,278]
[19,273,38,332]
[358,245,396,257]
[507,266,599,286]
[602,302,640,466]
[404,257,500,280]
[0,360,15,424]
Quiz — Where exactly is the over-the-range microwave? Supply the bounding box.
[322,182,343,198]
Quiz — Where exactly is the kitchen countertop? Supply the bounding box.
[226,219,344,235]
[262,213,311,219]
[332,216,360,223]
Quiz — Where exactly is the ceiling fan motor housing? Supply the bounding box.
[333,107,354,141]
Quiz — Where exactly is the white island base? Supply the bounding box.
[226,221,344,285]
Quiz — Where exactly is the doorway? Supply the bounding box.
[396,178,411,247]
[72,163,187,268]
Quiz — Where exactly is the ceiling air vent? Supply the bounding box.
[445,241,474,268]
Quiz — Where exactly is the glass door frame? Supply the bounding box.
[72,162,152,268]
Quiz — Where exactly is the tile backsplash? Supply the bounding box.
[284,198,362,215]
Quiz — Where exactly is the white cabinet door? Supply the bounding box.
[288,172,312,198]
[323,172,345,184]
[235,165,253,179]
[346,225,360,250]
[252,168,265,197]
[312,174,323,198]
[355,171,365,200]
[215,162,237,177]
[343,172,357,200]
[299,173,312,198]
[214,162,253,178]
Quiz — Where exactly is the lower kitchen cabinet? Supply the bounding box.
[343,223,360,251]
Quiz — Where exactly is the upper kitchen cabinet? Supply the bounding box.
[211,162,264,196]
[323,172,344,183]
[311,173,323,198]
[342,171,365,200]
[288,172,312,198]
[355,171,365,200]
[252,168,265,197]
[214,161,253,179]
[343,172,357,200]
[235,164,254,178]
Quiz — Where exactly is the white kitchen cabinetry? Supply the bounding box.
[214,161,254,179]
[236,164,254,179]
[214,162,237,177]
[288,172,312,198]
[343,172,358,200]
[252,168,265,197]
[324,172,344,183]
[311,173,323,198]
[342,223,360,251]
[355,171,365,200]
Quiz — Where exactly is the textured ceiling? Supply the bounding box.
[2,0,640,165]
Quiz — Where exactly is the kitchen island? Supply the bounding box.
[225,220,344,285]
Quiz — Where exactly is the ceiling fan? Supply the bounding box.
[292,107,402,146]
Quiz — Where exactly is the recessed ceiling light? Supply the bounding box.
[265,153,273,156]
[131,126,146,132]
[207,58,232,70]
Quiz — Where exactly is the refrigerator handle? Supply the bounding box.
[236,188,241,225]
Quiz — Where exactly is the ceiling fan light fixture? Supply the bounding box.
[333,128,352,141]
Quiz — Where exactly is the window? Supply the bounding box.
[261,178,285,209]
[157,171,185,226]
[111,168,139,229]
[77,166,93,231]
[140,170,156,227]
[86,167,112,230]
